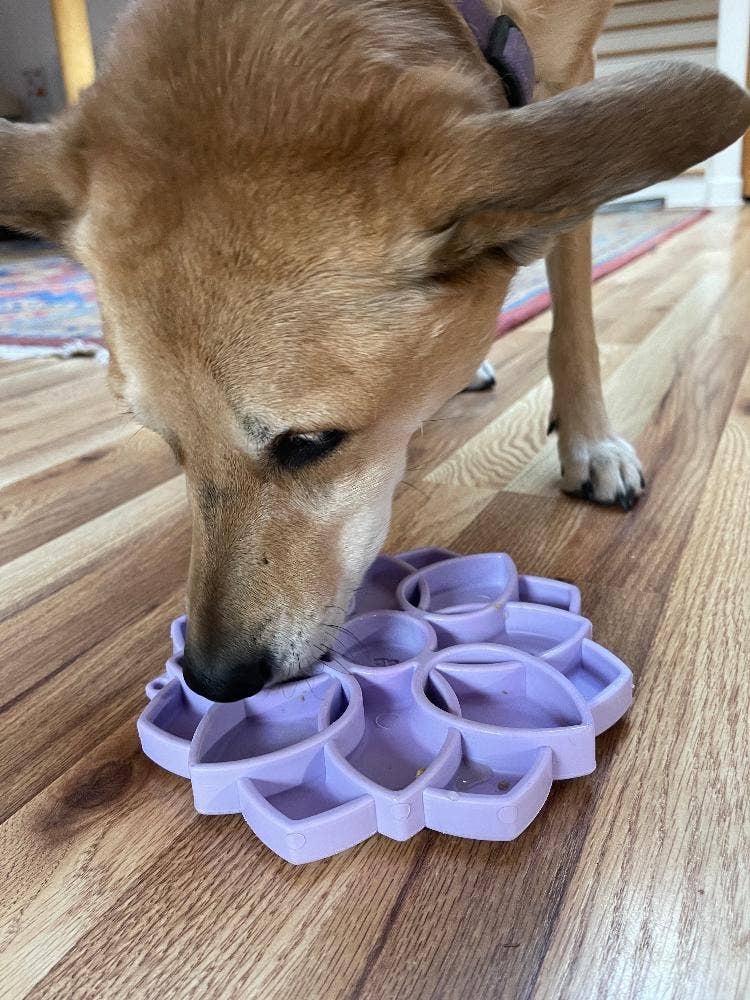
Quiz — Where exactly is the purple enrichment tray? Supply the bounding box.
[138,549,633,864]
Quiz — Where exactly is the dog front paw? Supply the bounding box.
[462,360,496,392]
[556,433,645,511]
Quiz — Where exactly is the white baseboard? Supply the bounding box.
[706,176,745,207]
[613,170,747,211]
[612,176,710,209]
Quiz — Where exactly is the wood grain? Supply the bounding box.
[530,353,750,1000]
[0,209,748,1000]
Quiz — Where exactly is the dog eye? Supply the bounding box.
[271,430,348,471]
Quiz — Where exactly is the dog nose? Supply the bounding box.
[182,644,274,702]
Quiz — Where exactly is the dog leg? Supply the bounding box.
[546,221,645,510]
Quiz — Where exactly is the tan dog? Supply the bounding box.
[1,0,748,700]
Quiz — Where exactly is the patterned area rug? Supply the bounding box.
[499,207,709,334]
[0,208,708,360]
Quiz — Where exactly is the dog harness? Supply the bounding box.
[456,1,535,107]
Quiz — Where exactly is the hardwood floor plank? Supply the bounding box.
[528,353,750,1000]
[0,499,188,714]
[0,719,199,999]
[388,482,498,553]
[0,591,186,824]
[0,358,55,378]
[0,367,106,431]
[0,475,185,621]
[404,322,551,479]
[0,416,134,490]
[0,357,97,401]
[425,377,555,488]
[0,383,116,452]
[0,430,177,564]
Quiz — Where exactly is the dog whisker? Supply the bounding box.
[398,478,430,500]
[320,621,360,644]
[320,603,350,617]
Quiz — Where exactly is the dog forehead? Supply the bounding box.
[83,177,453,431]
[106,282,424,434]
[95,204,432,345]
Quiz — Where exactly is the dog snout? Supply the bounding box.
[182,642,275,702]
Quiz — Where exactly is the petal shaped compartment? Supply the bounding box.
[397,553,519,644]
[423,746,554,841]
[490,603,591,670]
[189,668,363,815]
[557,638,633,735]
[137,665,213,778]
[414,645,596,780]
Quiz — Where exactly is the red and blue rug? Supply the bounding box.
[0,208,708,359]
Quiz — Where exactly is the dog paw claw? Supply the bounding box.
[559,435,645,511]
[616,486,639,512]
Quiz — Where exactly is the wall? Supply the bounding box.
[0,0,125,121]
[0,1,65,120]
[597,0,720,77]
[710,0,750,205]
[596,0,743,206]
[87,0,127,57]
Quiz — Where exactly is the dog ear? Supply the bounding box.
[0,117,86,240]
[428,62,750,270]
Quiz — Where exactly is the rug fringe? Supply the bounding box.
[0,340,109,363]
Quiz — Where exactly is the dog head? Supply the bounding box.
[2,0,748,699]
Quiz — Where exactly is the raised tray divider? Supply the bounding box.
[493,603,592,671]
[423,745,554,841]
[188,668,364,815]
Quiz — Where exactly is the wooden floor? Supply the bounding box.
[1,208,748,1000]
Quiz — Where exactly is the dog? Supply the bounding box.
[1,0,748,700]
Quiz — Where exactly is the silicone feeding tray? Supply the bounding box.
[138,549,633,864]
